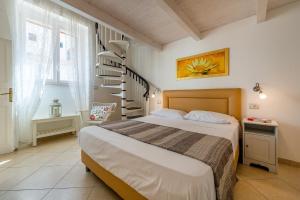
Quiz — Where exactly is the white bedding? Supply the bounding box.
[79,115,239,200]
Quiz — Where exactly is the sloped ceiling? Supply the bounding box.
[63,0,299,48]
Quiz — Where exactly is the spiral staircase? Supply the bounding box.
[95,23,150,120]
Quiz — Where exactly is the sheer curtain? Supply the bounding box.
[64,11,95,113]
[8,0,55,146]
[8,0,94,147]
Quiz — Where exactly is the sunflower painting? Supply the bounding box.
[176,48,229,80]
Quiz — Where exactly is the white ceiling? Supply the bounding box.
[64,0,299,48]
[86,0,187,44]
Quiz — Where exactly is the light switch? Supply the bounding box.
[249,103,260,109]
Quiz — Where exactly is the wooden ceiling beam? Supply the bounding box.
[156,0,201,41]
[256,0,268,23]
[60,0,162,50]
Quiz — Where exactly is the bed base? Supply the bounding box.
[81,147,239,200]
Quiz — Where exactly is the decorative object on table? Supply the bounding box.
[253,82,267,99]
[243,118,279,173]
[247,117,272,123]
[49,99,62,117]
[176,48,229,80]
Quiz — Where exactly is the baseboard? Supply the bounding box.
[278,158,300,167]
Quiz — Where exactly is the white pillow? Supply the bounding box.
[150,108,187,119]
[184,110,233,124]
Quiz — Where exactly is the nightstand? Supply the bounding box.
[243,118,279,173]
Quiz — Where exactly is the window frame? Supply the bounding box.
[25,19,74,86]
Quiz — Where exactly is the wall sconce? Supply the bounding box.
[253,83,267,99]
[151,88,161,98]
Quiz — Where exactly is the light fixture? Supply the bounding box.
[253,83,267,99]
[151,88,161,98]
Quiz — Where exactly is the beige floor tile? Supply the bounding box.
[37,144,71,154]
[55,162,98,188]
[0,153,33,168]
[43,188,92,200]
[0,168,6,173]
[0,166,39,190]
[14,165,71,190]
[11,153,58,168]
[247,178,300,200]
[277,164,300,190]
[16,146,45,154]
[237,164,276,180]
[88,181,121,200]
[233,180,266,200]
[65,144,81,153]
[0,189,49,200]
[44,151,80,166]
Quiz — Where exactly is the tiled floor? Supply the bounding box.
[0,134,299,200]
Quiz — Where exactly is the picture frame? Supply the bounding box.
[176,48,229,80]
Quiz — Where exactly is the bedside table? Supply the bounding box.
[243,118,279,173]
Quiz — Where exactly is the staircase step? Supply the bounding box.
[103,63,122,68]
[96,75,123,81]
[98,51,123,62]
[126,107,142,110]
[109,40,129,52]
[111,93,123,97]
[98,64,124,73]
[125,108,143,114]
[101,84,122,89]
[127,115,143,119]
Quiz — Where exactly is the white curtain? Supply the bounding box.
[8,0,55,146]
[8,0,94,147]
[64,12,95,112]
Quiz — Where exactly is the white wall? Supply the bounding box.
[0,1,11,40]
[141,2,300,162]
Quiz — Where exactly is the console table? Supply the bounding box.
[32,114,80,146]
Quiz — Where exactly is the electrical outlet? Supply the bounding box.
[249,103,260,109]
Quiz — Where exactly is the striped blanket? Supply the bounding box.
[100,120,236,200]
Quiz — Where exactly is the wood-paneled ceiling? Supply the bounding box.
[62,0,298,49]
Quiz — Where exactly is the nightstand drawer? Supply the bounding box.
[244,133,276,165]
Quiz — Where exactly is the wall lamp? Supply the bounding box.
[253,83,267,99]
[151,88,161,98]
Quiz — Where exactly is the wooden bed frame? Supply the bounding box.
[81,88,241,200]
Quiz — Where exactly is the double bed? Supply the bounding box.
[79,89,241,200]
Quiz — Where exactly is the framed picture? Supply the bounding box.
[176,48,229,80]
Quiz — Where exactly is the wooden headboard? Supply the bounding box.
[163,88,241,120]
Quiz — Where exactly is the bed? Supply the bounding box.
[79,88,241,200]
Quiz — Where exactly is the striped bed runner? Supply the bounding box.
[100,120,236,200]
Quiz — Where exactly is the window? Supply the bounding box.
[59,32,73,82]
[25,19,88,84]
[25,21,53,80]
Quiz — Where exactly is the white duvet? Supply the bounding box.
[79,115,239,200]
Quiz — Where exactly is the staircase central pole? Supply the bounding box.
[121,62,127,120]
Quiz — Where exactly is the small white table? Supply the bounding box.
[243,118,279,173]
[32,114,80,146]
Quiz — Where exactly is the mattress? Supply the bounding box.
[79,115,239,200]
